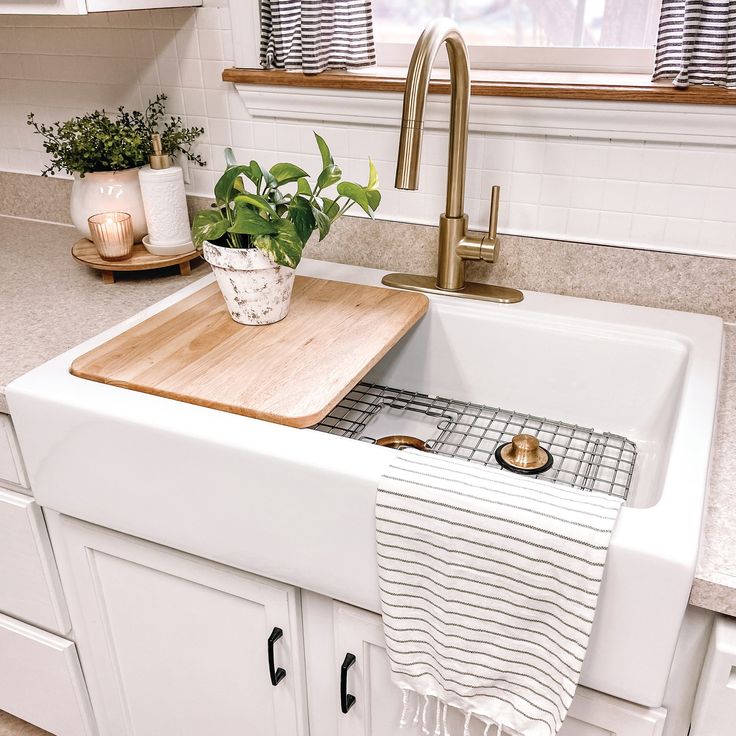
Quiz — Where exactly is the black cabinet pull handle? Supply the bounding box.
[340,652,356,713]
[268,627,286,686]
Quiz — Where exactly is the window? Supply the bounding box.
[372,0,661,73]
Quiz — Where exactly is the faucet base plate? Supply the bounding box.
[381,273,523,304]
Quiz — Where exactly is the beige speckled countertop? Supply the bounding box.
[0,216,207,414]
[690,323,736,616]
[0,211,734,616]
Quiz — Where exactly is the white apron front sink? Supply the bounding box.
[7,258,722,709]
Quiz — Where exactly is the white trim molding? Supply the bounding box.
[235,84,736,146]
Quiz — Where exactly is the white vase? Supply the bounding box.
[71,168,148,242]
[203,242,295,326]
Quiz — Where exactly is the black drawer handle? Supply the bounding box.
[340,652,356,713]
[268,627,286,686]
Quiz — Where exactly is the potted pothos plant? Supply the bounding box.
[192,133,380,326]
[28,94,205,242]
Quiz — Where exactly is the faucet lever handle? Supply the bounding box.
[488,185,500,242]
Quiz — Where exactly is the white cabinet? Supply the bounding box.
[301,592,668,736]
[0,414,27,490]
[47,512,309,736]
[0,611,96,736]
[0,0,200,15]
[691,615,736,735]
[0,486,71,634]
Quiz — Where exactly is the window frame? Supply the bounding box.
[375,43,656,75]
[373,0,662,75]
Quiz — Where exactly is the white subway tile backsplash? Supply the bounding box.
[573,143,609,178]
[602,180,637,213]
[540,176,572,207]
[0,2,735,257]
[571,177,605,211]
[635,182,671,216]
[599,211,633,242]
[512,138,545,173]
[510,172,542,205]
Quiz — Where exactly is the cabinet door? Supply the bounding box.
[0,0,85,15]
[47,513,308,736]
[302,593,666,736]
[0,487,71,634]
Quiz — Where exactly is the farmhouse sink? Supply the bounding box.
[7,258,722,709]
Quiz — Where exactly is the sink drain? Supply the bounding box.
[375,435,428,451]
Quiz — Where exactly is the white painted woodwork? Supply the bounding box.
[0,487,71,634]
[301,592,667,736]
[0,611,97,735]
[46,512,309,736]
[0,415,27,490]
[0,0,199,14]
[690,615,736,735]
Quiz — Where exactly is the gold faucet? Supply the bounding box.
[381,19,523,304]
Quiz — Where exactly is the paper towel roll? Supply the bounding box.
[138,164,192,247]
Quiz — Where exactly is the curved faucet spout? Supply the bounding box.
[394,18,470,220]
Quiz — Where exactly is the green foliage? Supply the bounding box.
[27,94,205,177]
[191,132,381,269]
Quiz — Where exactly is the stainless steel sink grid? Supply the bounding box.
[313,382,637,500]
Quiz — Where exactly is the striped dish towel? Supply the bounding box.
[376,449,623,736]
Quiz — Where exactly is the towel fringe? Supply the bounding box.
[462,711,471,736]
[421,695,430,735]
[413,692,422,726]
[399,689,410,728]
[442,702,449,736]
[433,697,441,736]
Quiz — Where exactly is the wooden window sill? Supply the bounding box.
[222,67,736,106]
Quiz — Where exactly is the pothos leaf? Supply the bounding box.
[253,220,303,268]
[314,131,333,170]
[366,158,379,191]
[191,209,228,249]
[224,147,238,168]
[228,204,277,236]
[262,167,278,191]
[336,181,374,217]
[321,197,340,220]
[214,165,251,206]
[244,160,263,188]
[297,177,312,196]
[312,207,331,241]
[366,189,381,211]
[317,163,342,190]
[234,192,277,217]
[288,195,316,245]
[270,162,310,185]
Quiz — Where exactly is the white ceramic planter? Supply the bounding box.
[203,241,295,325]
[71,168,148,242]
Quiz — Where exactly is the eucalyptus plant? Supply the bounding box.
[191,133,381,269]
[27,94,205,176]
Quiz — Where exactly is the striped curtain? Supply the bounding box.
[260,0,376,75]
[653,0,736,88]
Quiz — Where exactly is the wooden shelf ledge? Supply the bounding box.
[222,67,736,106]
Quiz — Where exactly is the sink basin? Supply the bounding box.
[7,258,722,709]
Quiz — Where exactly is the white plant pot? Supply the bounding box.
[203,241,296,326]
[71,168,148,242]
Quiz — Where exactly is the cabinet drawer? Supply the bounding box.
[0,612,96,735]
[0,487,70,634]
[0,414,27,490]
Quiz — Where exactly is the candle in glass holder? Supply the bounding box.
[88,212,134,261]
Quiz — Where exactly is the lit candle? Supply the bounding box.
[88,211,134,261]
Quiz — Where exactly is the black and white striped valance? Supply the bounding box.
[260,0,376,75]
[653,0,736,88]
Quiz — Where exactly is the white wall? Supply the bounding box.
[1,1,736,257]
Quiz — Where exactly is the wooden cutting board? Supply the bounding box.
[70,276,429,428]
